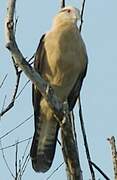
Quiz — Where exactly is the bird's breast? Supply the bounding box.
[43,28,86,100]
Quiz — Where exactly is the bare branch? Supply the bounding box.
[60,0,65,8]
[108,136,117,179]
[79,98,95,179]
[18,160,22,180]
[0,114,33,140]
[61,114,83,179]
[89,161,110,180]
[0,137,32,151]
[0,61,22,117]
[28,54,35,63]
[15,80,30,99]
[15,141,18,179]
[21,139,31,162]
[79,0,86,32]
[0,96,15,177]
[46,162,64,180]
[0,140,15,178]
[20,154,30,177]
[0,74,8,89]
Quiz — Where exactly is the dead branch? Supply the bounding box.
[108,136,117,180]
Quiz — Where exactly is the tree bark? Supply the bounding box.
[108,136,117,180]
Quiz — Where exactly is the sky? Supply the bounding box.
[0,0,117,180]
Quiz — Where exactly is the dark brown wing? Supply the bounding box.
[68,55,88,111]
[30,34,59,173]
[32,34,45,124]
[30,34,45,158]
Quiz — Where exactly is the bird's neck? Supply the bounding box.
[52,20,77,32]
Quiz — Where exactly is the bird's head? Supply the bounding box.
[53,6,81,25]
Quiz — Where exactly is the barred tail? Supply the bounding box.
[30,117,59,172]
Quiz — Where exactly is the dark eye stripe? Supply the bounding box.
[59,9,70,13]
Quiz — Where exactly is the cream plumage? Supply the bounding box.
[30,6,88,172]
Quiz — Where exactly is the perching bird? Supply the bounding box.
[30,6,88,173]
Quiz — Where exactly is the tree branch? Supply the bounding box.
[61,114,83,180]
[79,99,95,180]
[5,0,63,118]
[79,0,86,32]
[108,136,117,179]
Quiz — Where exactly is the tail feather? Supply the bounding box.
[30,118,59,172]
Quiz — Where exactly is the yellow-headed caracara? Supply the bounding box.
[30,6,88,172]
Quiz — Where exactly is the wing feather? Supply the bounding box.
[68,51,88,111]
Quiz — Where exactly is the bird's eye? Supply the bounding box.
[67,9,71,13]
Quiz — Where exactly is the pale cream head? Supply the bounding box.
[53,6,81,25]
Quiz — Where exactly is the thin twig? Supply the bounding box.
[0,74,8,88]
[18,160,22,180]
[0,140,15,178]
[0,114,33,140]
[16,140,31,179]
[60,0,65,8]
[20,154,30,176]
[21,139,31,161]
[15,141,18,180]
[1,95,7,112]
[0,97,15,178]
[0,60,22,117]
[28,54,35,63]
[89,161,110,180]
[15,80,30,99]
[46,162,64,180]
[0,137,32,151]
[57,138,61,146]
[79,98,95,179]
[79,0,86,32]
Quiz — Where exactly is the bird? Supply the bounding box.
[30,6,88,173]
